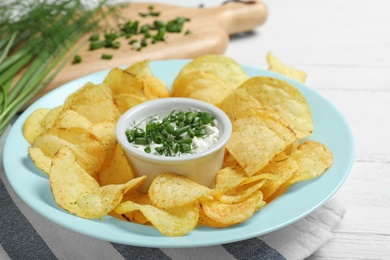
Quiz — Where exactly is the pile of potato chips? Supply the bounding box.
[23,53,333,236]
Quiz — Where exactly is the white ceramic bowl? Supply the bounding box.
[116,97,232,192]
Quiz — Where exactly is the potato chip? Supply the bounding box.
[42,105,64,128]
[114,93,145,114]
[125,60,170,100]
[172,70,231,107]
[238,76,313,139]
[174,54,248,89]
[98,142,134,186]
[149,173,211,210]
[265,141,333,203]
[23,108,50,144]
[267,52,307,83]
[226,113,297,176]
[53,109,92,129]
[258,155,298,200]
[289,140,334,184]
[214,179,267,204]
[23,105,64,144]
[50,146,146,219]
[30,127,109,177]
[115,201,199,236]
[214,166,247,192]
[63,82,119,124]
[200,191,265,227]
[219,87,263,120]
[28,147,52,174]
[172,55,249,106]
[104,67,144,98]
[113,192,152,225]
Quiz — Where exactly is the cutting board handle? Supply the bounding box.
[212,0,268,34]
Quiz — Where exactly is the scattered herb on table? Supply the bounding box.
[87,6,191,53]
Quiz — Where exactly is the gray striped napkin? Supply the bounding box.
[0,126,346,260]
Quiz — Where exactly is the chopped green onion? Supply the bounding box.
[72,55,82,64]
[124,110,216,156]
[101,54,113,60]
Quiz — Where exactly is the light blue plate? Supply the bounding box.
[3,60,354,248]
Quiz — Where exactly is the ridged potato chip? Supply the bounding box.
[125,60,170,100]
[149,173,211,210]
[172,70,230,107]
[115,201,199,236]
[172,54,248,106]
[50,147,146,219]
[200,191,265,227]
[225,113,297,176]
[63,82,119,124]
[98,142,134,186]
[22,105,63,144]
[267,52,307,83]
[30,127,109,177]
[238,76,313,139]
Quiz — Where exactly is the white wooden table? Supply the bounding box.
[224,0,390,258]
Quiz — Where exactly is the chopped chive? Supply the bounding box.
[101,54,113,60]
[72,55,82,64]
[124,109,215,156]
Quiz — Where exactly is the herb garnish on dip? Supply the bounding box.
[125,110,219,156]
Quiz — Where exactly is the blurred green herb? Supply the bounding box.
[0,0,118,136]
[88,6,191,52]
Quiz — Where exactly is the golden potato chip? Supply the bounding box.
[226,113,297,176]
[214,167,247,192]
[214,179,267,204]
[63,82,119,124]
[289,140,334,184]
[172,55,249,106]
[114,93,145,114]
[53,109,92,129]
[238,76,313,139]
[104,67,144,98]
[125,60,170,100]
[42,105,64,128]
[222,150,239,168]
[28,147,51,174]
[258,155,298,200]
[172,70,232,107]
[267,52,307,83]
[23,105,64,144]
[50,146,146,219]
[265,141,333,203]
[30,127,109,177]
[219,88,263,121]
[98,142,134,186]
[149,173,211,210]
[115,201,199,236]
[23,108,50,144]
[201,191,265,227]
[125,60,153,76]
[174,54,248,89]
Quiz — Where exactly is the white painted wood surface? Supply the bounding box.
[154,0,390,258]
[227,0,390,259]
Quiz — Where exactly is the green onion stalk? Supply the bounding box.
[0,0,117,136]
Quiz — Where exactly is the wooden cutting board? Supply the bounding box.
[29,1,267,105]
